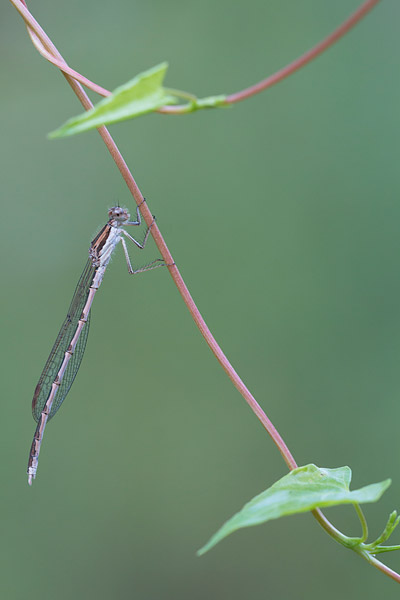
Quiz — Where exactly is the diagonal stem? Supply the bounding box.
[11,0,296,470]
[225,0,381,104]
[359,552,400,583]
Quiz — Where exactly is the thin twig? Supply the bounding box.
[27,28,109,97]
[11,0,296,468]
[160,0,382,111]
[225,0,381,104]
[10,0,297,469]
[361,552,400,583]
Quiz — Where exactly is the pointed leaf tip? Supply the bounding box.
[49,62,176,138]
[198,465,391,555]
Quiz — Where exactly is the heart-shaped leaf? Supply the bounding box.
[198,464,391,555]
[49,62,176,138]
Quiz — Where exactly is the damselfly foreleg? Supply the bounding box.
[125,199,145,226]
[122,214,155,249]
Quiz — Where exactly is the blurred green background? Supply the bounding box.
[1,0,400,597]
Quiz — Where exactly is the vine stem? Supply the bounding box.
[11,0,297,468]
[354,504,369,543]
[10,0,400,584]
[160,0,383,112]
[360,552,400,584]
[224,0,382,104]
[10,0,381,112]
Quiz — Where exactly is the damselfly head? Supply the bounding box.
[108,206,130,223]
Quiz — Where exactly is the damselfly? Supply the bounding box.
[27,204,163,485]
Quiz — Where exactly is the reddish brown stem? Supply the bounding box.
[12,0,296,469]
[10,0,381,114]
[225,0,381,104]
[159,0,382,112]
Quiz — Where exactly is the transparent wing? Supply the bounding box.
[32,260,96,422]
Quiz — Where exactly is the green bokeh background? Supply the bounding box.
[1,1,400,598]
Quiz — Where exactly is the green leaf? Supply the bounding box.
[198,464,391,555]
[49,62,176,138]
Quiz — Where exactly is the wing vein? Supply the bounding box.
[32,259,96,422]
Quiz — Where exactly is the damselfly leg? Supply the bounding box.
[121,213,166,274]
